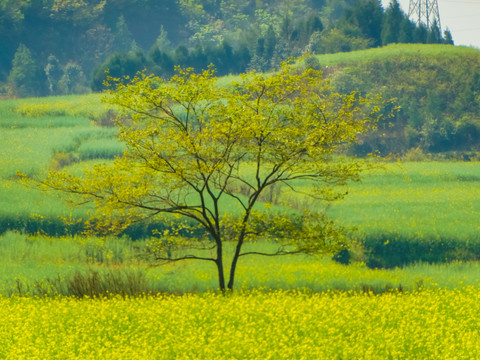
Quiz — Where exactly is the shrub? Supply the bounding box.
[65,269,150,298]
[49,151,78,170]
[90,109,118,127]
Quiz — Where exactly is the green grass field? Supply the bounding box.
[327,161,480,266]
[304,43,480,68]
[2,94,480,262]
[0,95,116,232]
[2,73,480,359]
[1,230,480,297]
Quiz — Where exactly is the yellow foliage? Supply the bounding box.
[1,288,480,359]
[14,94,108,119]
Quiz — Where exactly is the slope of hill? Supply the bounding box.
[309,44,480,156]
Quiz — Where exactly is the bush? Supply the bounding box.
[65,269,150,298]
[12,269,156,298]
[91,51,147,91]
[0,214,86,237]
[49,151,78,170]
[402,147,431,161]
[302,55,322,71]
[90,109,118,127]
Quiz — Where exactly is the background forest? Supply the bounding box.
[2,0,452,97]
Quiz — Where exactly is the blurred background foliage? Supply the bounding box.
[0,0,451,97]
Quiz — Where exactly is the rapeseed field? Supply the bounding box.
[1,288,479,359]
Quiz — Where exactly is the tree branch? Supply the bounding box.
[238,249,310,257]
[154,254,216,263]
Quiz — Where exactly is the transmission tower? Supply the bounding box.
[408,0,442,32]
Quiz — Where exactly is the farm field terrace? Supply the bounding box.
[326,161,480,266]
[2,288,480,359]
[2,79,480,359]
[2,94,480,268]
[329,161,480,239]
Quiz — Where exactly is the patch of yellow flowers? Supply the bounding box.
[14,94,106,119]
[1,288,480,359]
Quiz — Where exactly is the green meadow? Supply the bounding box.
[329,161,480,267]
[302,43,480,68]
[1,93,480,296]
[2,230,480,297]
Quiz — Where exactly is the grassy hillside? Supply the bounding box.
[0,95,114,235]
[310,43,479,67]
[304,44,480,156]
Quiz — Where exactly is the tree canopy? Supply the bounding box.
[23,62,391,290]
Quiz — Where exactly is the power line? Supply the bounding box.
[441,0,480,4]
[453,27,480,32]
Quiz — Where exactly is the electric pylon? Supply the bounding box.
[408,0,442,32]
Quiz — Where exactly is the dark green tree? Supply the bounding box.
[147,47,175,78]
[342,0,383,47]
[427,20,442,44]
[398,17,415,43]
[207,40,235,75]
[188,43,209,72]
[173,45,189,68]
[91,51,147,91]
[381,0,405,45]
[264,25,277,62]
[414,23,428,43]
[8,43,43,97]
[294,15,323,49]
[306,14,323,35]
[443,29,454,45]
[232,44,251,73]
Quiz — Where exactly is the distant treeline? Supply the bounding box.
[1,0,452,97]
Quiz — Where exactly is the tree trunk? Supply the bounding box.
[217,260,226,291]
[216,241,226,291]
[227,253,239,290]
[227,233,245,290]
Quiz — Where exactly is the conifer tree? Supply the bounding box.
[8,44,42,97]
[381,0,404,45]
[113,16,135,53]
